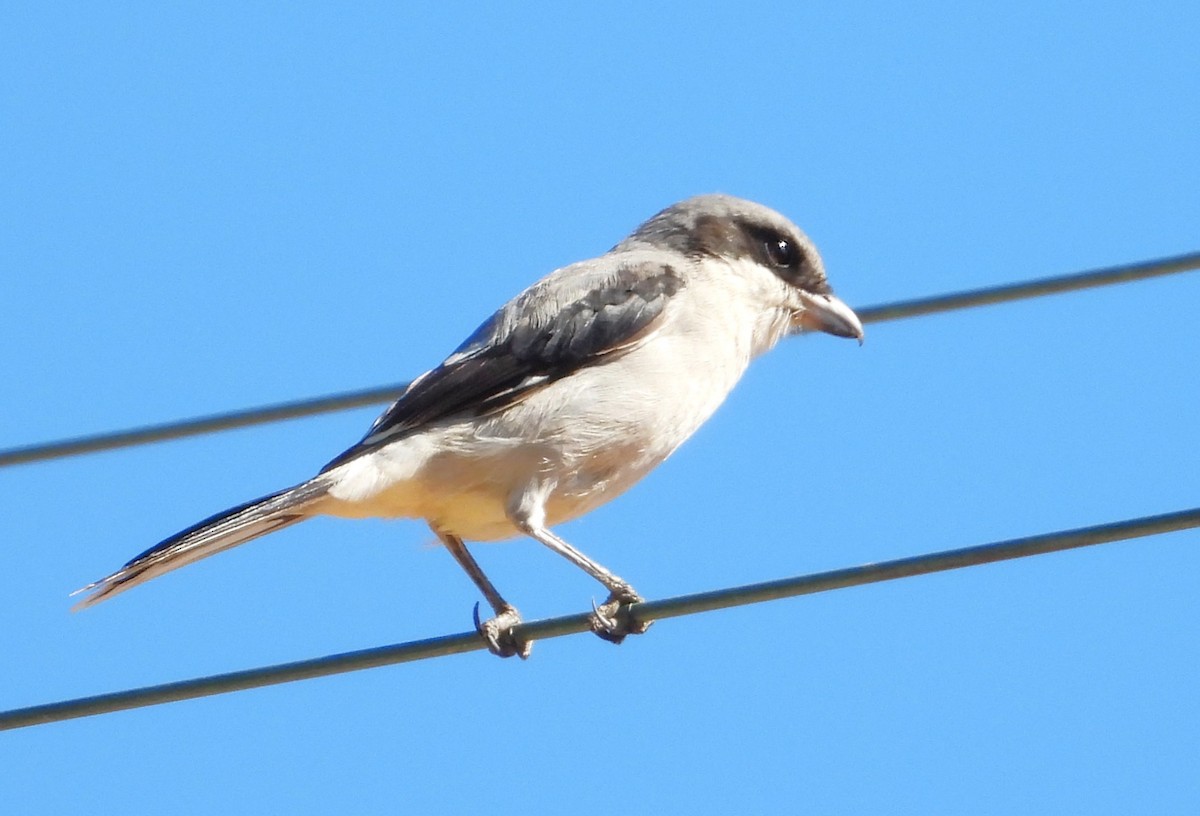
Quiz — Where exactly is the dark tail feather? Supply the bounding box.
[72,478,329,610]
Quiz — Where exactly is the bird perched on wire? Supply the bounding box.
[74,194,864,658]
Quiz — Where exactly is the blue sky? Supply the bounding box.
[3,2,1199,813]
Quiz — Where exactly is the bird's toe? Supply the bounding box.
[473,603,532,659]
[589,590,651,644]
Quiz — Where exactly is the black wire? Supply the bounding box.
[3,506,1197,731]
[2,250,1197,469]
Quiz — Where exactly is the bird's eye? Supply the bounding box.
[766,237,795,268]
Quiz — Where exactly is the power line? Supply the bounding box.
[852,249,1200,324]
[3,505,1196,731]
[2,250,1197,470]
[0,383,408,468]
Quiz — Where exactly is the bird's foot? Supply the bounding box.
[590,587,651,645]
[473,603,532,659]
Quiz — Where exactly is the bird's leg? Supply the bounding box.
[513,519,651,645]
[431,527,531,659]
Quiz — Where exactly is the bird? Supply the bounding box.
[74,194,864,658]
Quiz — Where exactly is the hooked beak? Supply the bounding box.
[796,292,865,344]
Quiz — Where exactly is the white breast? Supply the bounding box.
[319,257,792,541]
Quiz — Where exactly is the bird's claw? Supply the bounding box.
[589,589,651,645]
[473,602,532,659]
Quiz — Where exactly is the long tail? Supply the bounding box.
[72,478,331,610]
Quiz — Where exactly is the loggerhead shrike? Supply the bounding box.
[75,194,863,658]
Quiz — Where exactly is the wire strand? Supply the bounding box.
[2,250,1197,470]
[3,505,1196,731]
[852,249,1200,323]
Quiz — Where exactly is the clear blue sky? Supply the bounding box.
[3,3,1198,813]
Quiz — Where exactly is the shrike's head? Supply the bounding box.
[618,194,864,343]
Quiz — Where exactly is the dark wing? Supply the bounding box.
[320,260,684,471]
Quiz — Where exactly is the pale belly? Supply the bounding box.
[318,325,753,541]
[320,419,681,540]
